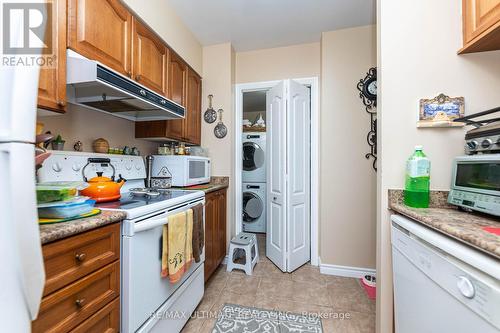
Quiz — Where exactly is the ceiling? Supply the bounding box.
[243,91,267,112]
[168,0,376,51]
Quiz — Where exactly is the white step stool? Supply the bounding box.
[226,233,259,275]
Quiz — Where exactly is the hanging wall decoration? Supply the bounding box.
[417,93,465,128]
[357,67,377,171]
[214,109,228,139]
[204,94,217,123]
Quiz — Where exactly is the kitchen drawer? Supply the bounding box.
[42,223,120,296]
[70,297,119,333]
[32,261,120,333]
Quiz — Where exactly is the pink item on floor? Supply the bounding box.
[360,275,376,300]
[482,227,500,236]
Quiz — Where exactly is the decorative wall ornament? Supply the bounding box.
[214,109,227,139]
[204,94,217,123]
[357,67,377,171]
[417,93,465,128]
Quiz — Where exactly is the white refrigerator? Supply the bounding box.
[0,10,46,332]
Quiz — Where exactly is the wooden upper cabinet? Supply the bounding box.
[37,0,66,112]
[168,52,188,106]
[460,0,500,53]
[132,18,168,96]
[184,69,202,145]
[68,0,132,76]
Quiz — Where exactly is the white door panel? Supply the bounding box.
[266,82,287,272]
[287,80,311,272]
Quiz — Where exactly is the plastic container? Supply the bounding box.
[404,146,430,208]
[37,199,96,219]
[360,275,376,300]
[36,181,88,204]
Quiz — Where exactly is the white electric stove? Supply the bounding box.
[38,151,206,333]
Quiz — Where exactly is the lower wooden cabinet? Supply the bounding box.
[32,223,121,333]
[204,188,227,282]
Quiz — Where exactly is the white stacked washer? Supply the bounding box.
[242,183,266,233]
[37,151,205,333]
[242,132,266,233]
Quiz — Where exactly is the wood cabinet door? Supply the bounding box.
[166,52,188,140]
[461,0,500,53]
[204,192,217,282]
[184,69,202,145]
[37,0,66,112]
[132,18,168,96]
[216,190,227,264]
[68,0,132,76]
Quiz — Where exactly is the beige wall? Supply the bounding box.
[235,43,320,83]
[201,43,236,246]
[38,106,157,155]
[123,0,202,73]
[320,26,377,269]
[377,1,500,332]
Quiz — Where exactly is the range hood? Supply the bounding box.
[66,50,185,121]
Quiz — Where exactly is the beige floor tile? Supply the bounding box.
[225,274,261,295]
[323,310,375,333]
[289,280,332,306]
[290,264,326,285]
[256,277,295,300]
[180,316,205,333]
[253,261,292,280]
[328,282,375,314]
[199,318,217,333]
[211,291,258,313]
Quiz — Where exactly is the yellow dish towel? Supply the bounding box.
[161,210,194,283]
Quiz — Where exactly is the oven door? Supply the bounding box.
[186,158,210,186]
[121,199,205,333]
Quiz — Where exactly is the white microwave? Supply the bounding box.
[151,155,211,187]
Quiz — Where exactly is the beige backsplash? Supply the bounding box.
[38,104,158,156]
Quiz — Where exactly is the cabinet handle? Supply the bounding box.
[135,75,141,81]
[75,253,87,262]
[57,100,66,107]
[75,298,85,308]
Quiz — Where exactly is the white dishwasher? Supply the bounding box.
[391,215,500,333]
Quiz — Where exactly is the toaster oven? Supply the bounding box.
[448,154,500,216]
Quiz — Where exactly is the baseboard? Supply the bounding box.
[319,261,376,279]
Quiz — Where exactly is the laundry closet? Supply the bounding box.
[239,80,313,273]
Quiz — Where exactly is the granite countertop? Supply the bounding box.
[39,210,127,245]
[389,190,500,259]
[174,176,229,194]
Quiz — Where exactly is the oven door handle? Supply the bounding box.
[131,199,205,234]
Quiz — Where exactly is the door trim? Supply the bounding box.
[234,77,319,266]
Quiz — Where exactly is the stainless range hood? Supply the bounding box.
[66,50,185,121]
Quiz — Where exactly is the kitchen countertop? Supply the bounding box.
[174,176,229,194]
[39,210,127,245]
[389,189,500,259]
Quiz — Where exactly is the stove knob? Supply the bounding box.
[481,139,493,149]
[52,162,62,172]
[466,141,478,151]
[72,163,82,172]
[457,276,475,299]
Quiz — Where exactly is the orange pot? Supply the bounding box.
[81,172,125,203]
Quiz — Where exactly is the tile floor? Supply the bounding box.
[181,234,375,333]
